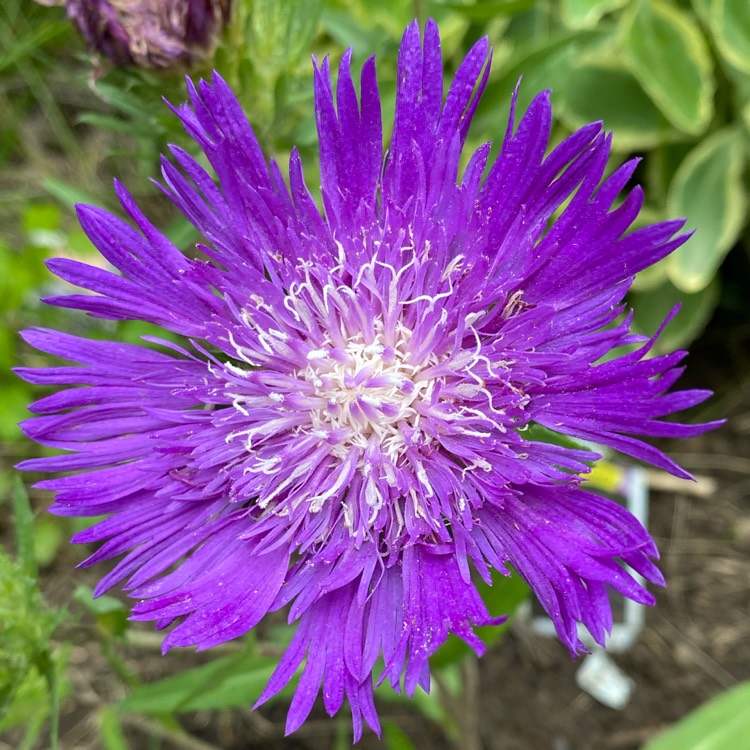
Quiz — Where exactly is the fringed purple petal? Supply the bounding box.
[314,50,382,231]
[255,582,381,741]
[384,546,505,695]
[475,487,664,655]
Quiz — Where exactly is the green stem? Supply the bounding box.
[47,663,60,750]
[412,0,427,25]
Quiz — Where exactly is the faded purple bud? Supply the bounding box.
[42,0,231,69]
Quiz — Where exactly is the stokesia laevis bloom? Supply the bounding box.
[19,20,721,738]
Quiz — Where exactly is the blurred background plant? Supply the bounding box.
[1,0,748,748]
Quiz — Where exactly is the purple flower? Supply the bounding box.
[19,20,719,738]
[39,0,231,69]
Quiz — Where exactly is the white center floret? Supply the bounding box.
[301,322,438,462]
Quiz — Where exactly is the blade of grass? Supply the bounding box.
[0,18,68,74]
[12,477,37,586]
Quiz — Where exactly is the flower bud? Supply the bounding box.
[41,0,231,69]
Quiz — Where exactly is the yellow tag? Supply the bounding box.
[583,460,624,493]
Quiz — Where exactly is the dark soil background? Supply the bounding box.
[3,319,749,750]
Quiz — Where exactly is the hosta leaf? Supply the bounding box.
[691,0,712,25]
[666,127,746,292]
[559,63,670,150]
[631,277,720,353]
[560,0,627,29]
[431,0,535,21]
[475,31,592,129]
[621,0,714,135]
[710,0,750,74]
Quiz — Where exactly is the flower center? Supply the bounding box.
[302,323,438,462]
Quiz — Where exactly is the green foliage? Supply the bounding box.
[558,64,671,150]
[632,277,720,353]
[0,201,88,442]
[74,585,131,639]
[98,707,129,750]
[117,649,282,714]
[383,720,419,750]
[0,651,68,750]
[709,0,750,74]
[666,127,746,293]
[11,476,37,584]
[433,0,537,21]
[0,480,67,748]
[31,515,65,569]
[0,556,56,715]
[560,0,628,29]
[217,0,324,157]
[643,680,750,750]
[621,0,714,136]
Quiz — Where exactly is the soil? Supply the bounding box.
[3,320,749,750]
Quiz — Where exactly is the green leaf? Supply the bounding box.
[666,127,746,292]
[631,257,669,292]
[643,681,750,750]
[333,718,351,750]
[90,81,159,121]
[12,478,36,585]
[319,9,391,54]
[284,0,323,61]
[376,678,445,724]
[691,0,712,25]
[42,177,104,212]
[710,0,750,74]
[77,112,156,136]
[644,142,694,208]
[0,388,31,442]
[99,707,129,750]
[0,549,66,737]
[621,0,714,135]
[0,655,59,735]
[117,651,281,714]
[475,30,592,130]
[560,0,627,29]
[631,277,720,353]
[73,586,127,617]
[382,719,419,750]
[248,0,322,71]
[525,422,589,452]
[0,19,68,74]
[163,214,200,252]
[430,0,536,21]
[22,203,61,235]
[32,516,64,569]
[559,63,671,150]
[73,586,130,638]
